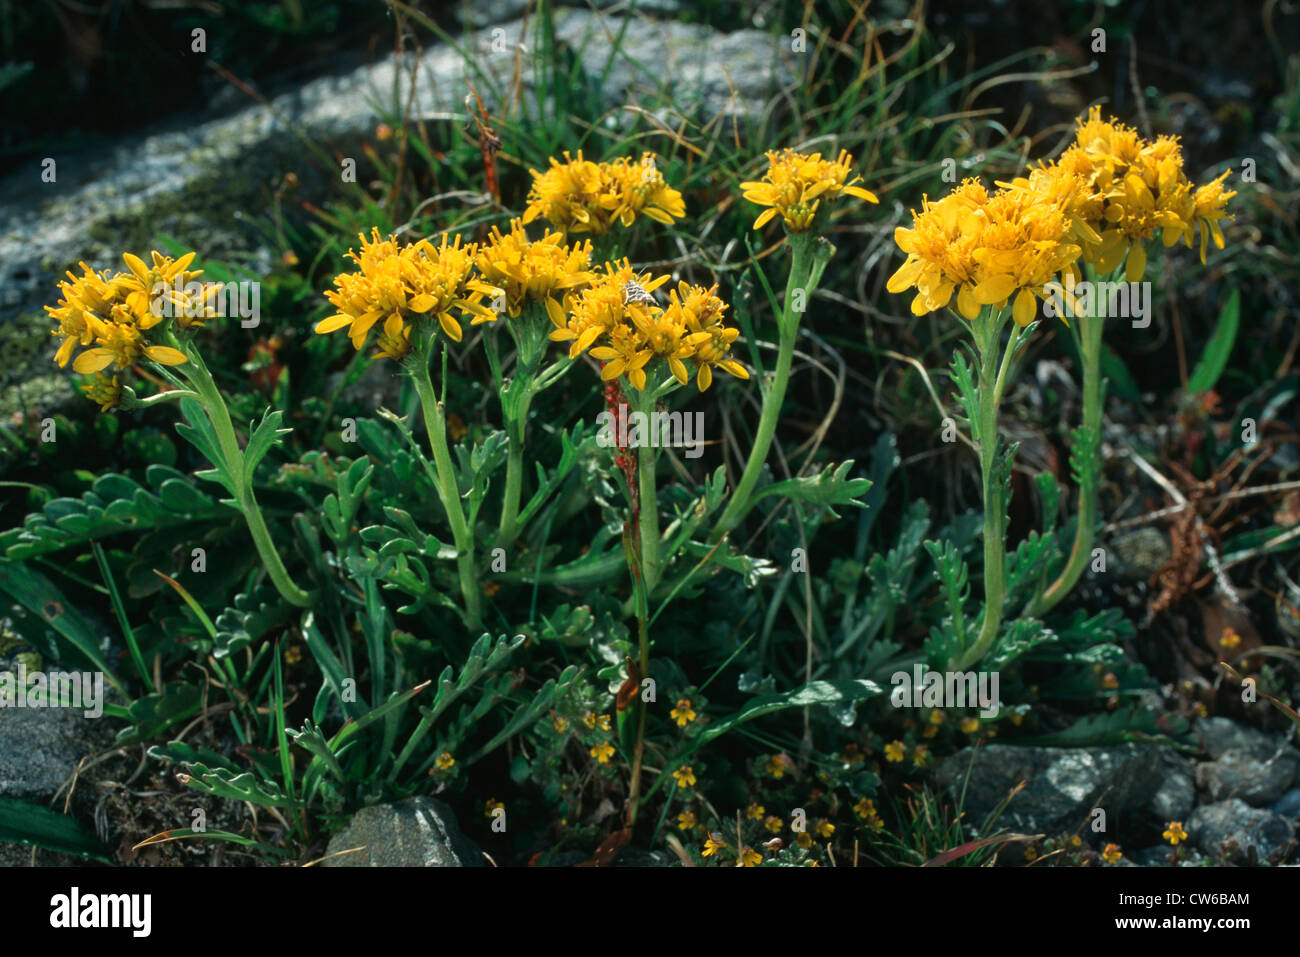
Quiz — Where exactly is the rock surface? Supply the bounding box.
[1186,798,1295,863]
[935,743,1164,835]
[323,797,484,867]
[1196,749,1298,806]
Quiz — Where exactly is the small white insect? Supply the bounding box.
[622,279,658,307]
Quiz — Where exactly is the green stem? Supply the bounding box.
[626,611,650,827]
[951,312,1018,672]
[178,349,314,608]
[496,381,533,550]
[711,234,829,541]
[409,351,482,625]
[1027,303,1104,617]
[634,390,662,595]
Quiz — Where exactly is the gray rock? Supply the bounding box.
[1195,717,1295,761]
[324,797,483,867]
[1186,798,1295,863]
[1149,752,1197,821]
[0,706,100,799]
[935,744,1164,835]
[1196,749,1299,806]
[1271,788,1300,819]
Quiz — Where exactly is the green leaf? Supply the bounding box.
[1187,289,1239,395]
[695,679,883,747]
[749,461,872,518]
[0,797,112,862]
[243,407,292,484]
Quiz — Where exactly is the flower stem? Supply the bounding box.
[951,313,1020,672]
[178,350,314,608]
[1027,299,1104,617]
[409,350,482,625]
[496,379,534,551]
[710,233,829,541]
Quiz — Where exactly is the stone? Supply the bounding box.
[1271,788,1300,819]
[934,744,1164,835]
[0,705,99,799]
[1148,751,1196,822]
[1186,798,1295,863]
[323,797,484,867]
[1196,749,1298,806]
[1195,716,1293,760]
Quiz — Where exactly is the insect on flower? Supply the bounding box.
[622,279,658,307]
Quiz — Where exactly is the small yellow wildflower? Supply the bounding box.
[582,711,598,729]
[795,831,812,849]
[1102,843,1123,864]
[738,847,762,867]
[960,717,980,734]
[671,698,697,726]
[1219,627,1241,650]
[596,714,612,732]
[590,741,616,764]
[740,148,878,232]
[764,815,783,834]
[884,740,906,763]
[552,713,569,734]
[702,834,726,857]
[677,811,697,831]
[283,645,303,665]
[484,799,504,817]
[764,754,794,779]
[922,724,939,739]
[745,803,765,821]
[929,710,946,726]
[815,819,835,839]
[672,765,697,789]
[1163,821,1188,846]
[434,751,455,771]
[912,745,929,768]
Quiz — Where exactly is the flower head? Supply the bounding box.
[472,219,594,324]
[671,698,697,726]
[741,148,878,232]
[523,151,685,235]
[317,230,495,354]
[1163,821,1188,846]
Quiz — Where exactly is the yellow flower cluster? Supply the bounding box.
[522,150,686,235]
[888,178,1083,326]
[741,148,878,232]
[890,108,1236,323]
[471,218,594,325]
[46,251,207,410]
[1009,106,1236,281]
[550,261,748,391]
[317,229,498,358]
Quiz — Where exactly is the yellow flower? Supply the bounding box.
[738,847,762,867]
[884,740,905,763]
[1218,627,1241,650]
[764,754,793,779]
[677,811,697,831]
[741,148,878,232]
[929,710,946,726]
[552,260,668,361]
[472,218,593,323]
[671,698,697,726]
[1163,821,1188,846]
[814,819,834,839]
[745,803,765,820]
[912,745,929,768]
[582,711,598,729]
[764,815,783,834]
[1102,843,1122,864]
[960,717,980,734]
[523,151,685,235]
[484,798,504,817]
[672,765,697,789]
[552,713,569,733]
[435,751,455,771]
[795,831,812,849]
[590,741,616,764]
[702,834,726,857]
[317,229,494,351]
[597,713,612,732]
